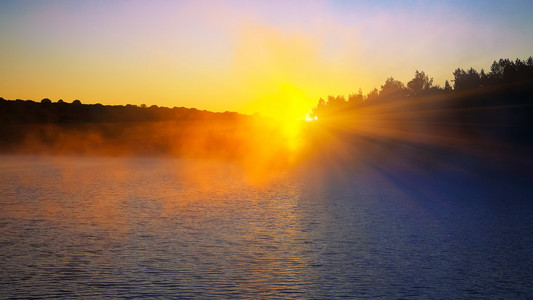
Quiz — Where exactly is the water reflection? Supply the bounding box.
[1,155,532,298]
[0,156,324,297]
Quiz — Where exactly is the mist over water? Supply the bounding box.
[1,155,532,298]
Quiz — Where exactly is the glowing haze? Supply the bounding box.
[1,0,532,118]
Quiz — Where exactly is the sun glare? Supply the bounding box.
[244,83,315,156]
[259,83,316,162]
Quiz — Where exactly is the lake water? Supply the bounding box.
[1,155,532,298]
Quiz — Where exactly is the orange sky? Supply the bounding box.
[1,0,532,118]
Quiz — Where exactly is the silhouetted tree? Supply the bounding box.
[380,77,407,98]
[490,59,505,82]
[366,88,379,102]
[407,70,433,96]
[41,98,52,104]
[347,89,364,107]
[453,68,480,90]
[526,57,533,78]
[327,95,346,107]
[444,80,452,92]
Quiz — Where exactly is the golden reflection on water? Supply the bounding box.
[0,155,333,296]
[0,156,315,239]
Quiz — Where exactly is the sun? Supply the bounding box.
[238,82,318,170]
[268,87,318,164]
[246,83,315,154]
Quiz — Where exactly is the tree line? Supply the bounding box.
[308,56,533,175]
[0,97,242,125]
[0,97,251,157]
[312,56,533,133]
[313,56,533,117]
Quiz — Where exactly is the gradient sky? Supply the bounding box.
[1,0,532,116]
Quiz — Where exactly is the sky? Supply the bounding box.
[1,0,532,117]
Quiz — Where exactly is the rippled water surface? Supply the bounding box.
[1,155,532,298]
